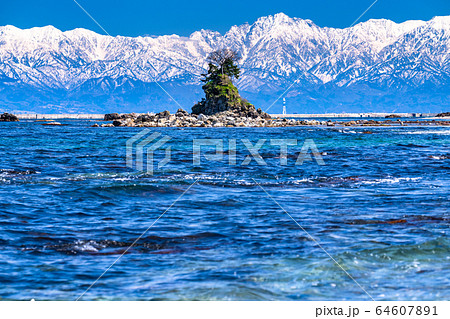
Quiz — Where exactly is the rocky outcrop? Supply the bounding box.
[436,112,450,117]
[98,112,450,128]
[192,75,270,119]
[103,110,274,127]
[104,113,121,121]
[104,113,138,121]
[0,113,19,122]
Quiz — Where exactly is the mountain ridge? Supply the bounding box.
[1,13,450,113]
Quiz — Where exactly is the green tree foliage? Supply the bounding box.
[201,48,241,83]
[193,48,255,115]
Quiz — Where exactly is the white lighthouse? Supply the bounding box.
[282,98,286,115]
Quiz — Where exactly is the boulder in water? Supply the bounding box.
[104,113,121,121]
[385,114,402,118]
[0,113,19,122]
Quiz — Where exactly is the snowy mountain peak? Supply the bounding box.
[429,15,450,29]
[273,12,292,22]
[1,14,450,113]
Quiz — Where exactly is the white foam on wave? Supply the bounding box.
[289,178,314,184]
[401,130,450,135]
[361,177,422,185]
[72,240,105,252]
[69,172,126,181]
[429,155,449,160]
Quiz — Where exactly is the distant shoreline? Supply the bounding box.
[13,112,443,120]
[14,114,104,120]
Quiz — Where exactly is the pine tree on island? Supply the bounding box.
[192,48,270,119]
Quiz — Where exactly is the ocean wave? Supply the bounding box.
[348,237,450,261]
[429,155,450,160]
[67,172,139,181]
[157,174,425,188]
[34,232,226,255]
[0,168,39,184]
[279,176,422,187]
[0,168,38,176]
[401,130,450,135]
[360,177,422,185]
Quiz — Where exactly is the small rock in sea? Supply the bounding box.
[91,123,99,127]
[385,114,402,118]
[104,113,121,121]
[0,113,19,122]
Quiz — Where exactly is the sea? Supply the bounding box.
[0,119,449,300]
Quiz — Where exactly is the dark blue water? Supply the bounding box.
[0,120,449,300]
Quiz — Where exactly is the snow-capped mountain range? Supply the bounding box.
[1,13,450,113]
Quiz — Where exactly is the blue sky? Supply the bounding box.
[2,0,450,36]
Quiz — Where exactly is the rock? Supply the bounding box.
[157,110,170,118]
[123,119,135,127]
[304,120,320,125]
[175,108,189,117]
[136,114,153,122]
[385,114,402,118]
[436,112,450,117]
[91,123,99,127]
[0,113,19,122]
[121,113,137,119]
[97,111,449,128]
[249,111,259,118]
[104,113,121,121]
[191,74,271,119]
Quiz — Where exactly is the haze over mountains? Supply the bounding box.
[1,13,449,114]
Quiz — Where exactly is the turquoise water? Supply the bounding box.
[0,120,449,300]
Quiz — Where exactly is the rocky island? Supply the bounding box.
[100,49,277,128]
[0,113,19,122]
[95,49,450,128]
